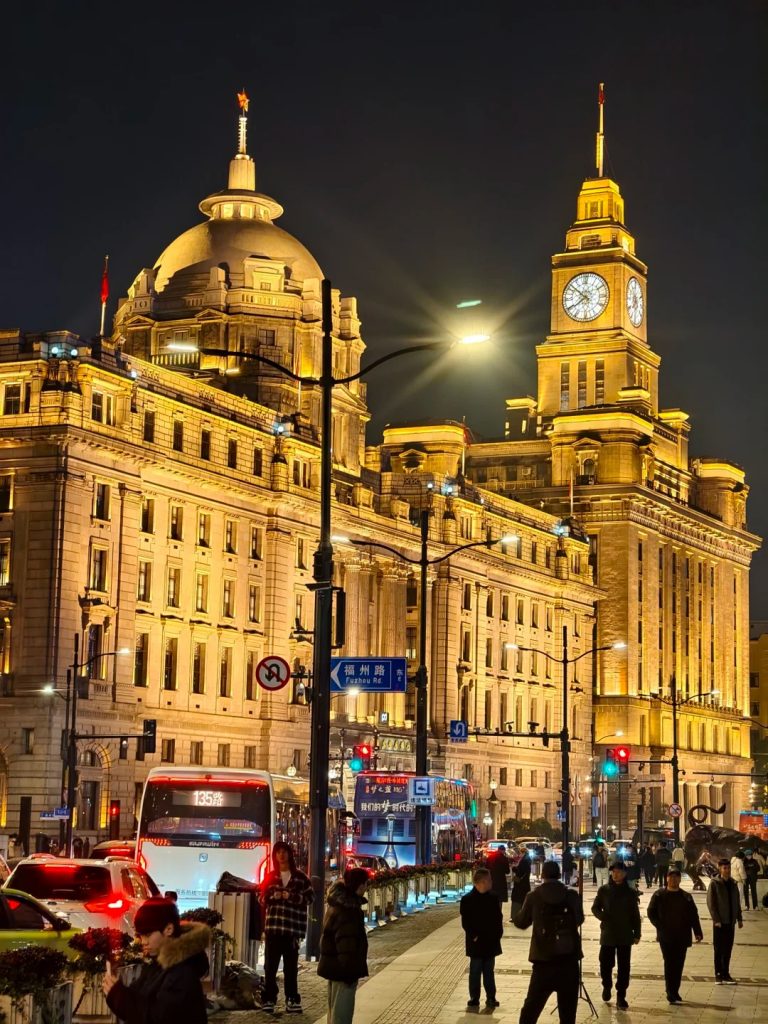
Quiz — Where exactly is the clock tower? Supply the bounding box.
[537,173,659,419]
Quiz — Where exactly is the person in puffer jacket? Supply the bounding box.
[318,868,369,1024]
[103,897,210,1024]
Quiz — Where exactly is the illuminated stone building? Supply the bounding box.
[468,168,760,831]
[0,106,598,849]
[748,623,768,802]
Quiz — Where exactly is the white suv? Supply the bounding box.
[4,858,159,933]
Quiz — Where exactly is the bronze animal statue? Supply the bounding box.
[683,803,768,890]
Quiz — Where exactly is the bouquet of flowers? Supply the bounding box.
[68,928,133,976]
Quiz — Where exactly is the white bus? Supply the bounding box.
[137,767,274,910]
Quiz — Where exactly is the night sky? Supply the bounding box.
[2,2,767,608]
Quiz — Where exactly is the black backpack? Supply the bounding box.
[536,895,578,956]
[593,848,607,868]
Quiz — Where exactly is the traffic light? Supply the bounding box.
[108,799,121,840]
[603,749,619,778]
[616,746,631,775]
[349,743,372,772]
[143,719,157,754]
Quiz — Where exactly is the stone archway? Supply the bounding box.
[75,742,112,847]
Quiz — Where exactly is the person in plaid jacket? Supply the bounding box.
[259,842,314,1013]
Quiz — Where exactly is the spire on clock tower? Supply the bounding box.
[596,81,605,177]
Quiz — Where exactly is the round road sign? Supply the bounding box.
[668,803,683,819]
[256,655,291,692]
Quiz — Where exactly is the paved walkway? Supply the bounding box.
[310,881,767,1024]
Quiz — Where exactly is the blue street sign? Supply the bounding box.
[330,657,407,693]
[449,720,468,743]
[556,809,566,822]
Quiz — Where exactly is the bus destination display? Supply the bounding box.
[172,789,243,808]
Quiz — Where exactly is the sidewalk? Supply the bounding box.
[314,881,767,1024]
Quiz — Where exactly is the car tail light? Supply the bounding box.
[237,841,263,850]
[83,893,133,915]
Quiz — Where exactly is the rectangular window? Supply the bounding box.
[485,638,493,668]
[463,583,472,610]
[296,538,307,569]
[0,539,10,585]
[252,448,263,476]
[217,743,231,767]
[22,727,34,754]
[244,745,257,769]
[516,598,524,625]
[531,541,538,565]
[461,629,471,663]
[501,594,510,621]
[172,420,184,452]
[257,328,276,346]
[140,498,154,534]
[219,648,232,697]
[161,738,175,763]
[169,505,183,541]
[245,651,257,700]
[406,626,417,661]
[515,769,523,787]
[190,741,203,766]
[250,526,263,560]
[225,520,237,554]
[531,651,538,676]
[137,560,152,602]
[91,391,114,425]
[560,363,570,411]
[195,572,208,613]
[163,638,178,691]
[3,384,21,416]
[595,360,605,405]
[248,583,261,623]
[227,439,238,469]
[166,567,181,607]
[0,476,11,513]
[293,460,311,488]
[134,633,148,687]
[197,513,210,547]
[531,603,539,629]
[545,606,553,632]
[89,547,108,591]
[222,579,235,618]
[92,483,110,521]
[143,410,156,443]
[501,645,509,672]
[577,361,587,408]
[486,590,494,617]
[200,429,211,461]
[192,642,206,694]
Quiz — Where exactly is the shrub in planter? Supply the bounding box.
[0,946,69,1023]
[68,929,133,1015]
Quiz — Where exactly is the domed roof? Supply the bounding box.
[153,213,323,294]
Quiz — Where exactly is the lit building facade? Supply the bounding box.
[468,172,760,831]
[0,110,598,850]
[749,623,768,804]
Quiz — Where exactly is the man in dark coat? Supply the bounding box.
[510,850,532,922]
[103,898,211,1024]
[706,858,743,984]
[647,866,703,1003]
[655,842,672,887]
[460,866,503,1010]
[487,845,510,904]
[591,861,641,1010]
[514,860,584,1024]
[318,867,369,1024]
[743,850,760,910]
[640,845,655,889]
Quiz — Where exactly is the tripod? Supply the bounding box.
[574,859,597,1017]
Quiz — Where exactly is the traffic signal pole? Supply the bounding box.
[415,508,430,865]
[670,675,681,845]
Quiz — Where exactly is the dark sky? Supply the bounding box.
[2,2,767,608]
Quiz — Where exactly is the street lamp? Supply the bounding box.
[342,524,517,864]
[192,281,488,956]
[505,631,626,855]
[646,677,720,845]
[46,636,131,855]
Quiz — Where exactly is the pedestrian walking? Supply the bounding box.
[318,867,369,1024]
[640,845,655,889]
[622,846,641,892]
[514,860,584,1024]
[103,897,210,1024]
[510,850,532,923]
[671,842,685,870]
[487,845,511,906]
[591,861,641,1010]
[742,850,759,910]
[460,866,503,1010]
[561,846,575,887]
[647,867,703,1004]
[259,841,314,1013]
[592,841,609,890]
[655,841,671,887]
[729,851,746,908]
[706,858,743,984]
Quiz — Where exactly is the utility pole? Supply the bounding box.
[670,675,681,845]
[561,625,570,853]
[65,632,79,855]
[415,507,431,865]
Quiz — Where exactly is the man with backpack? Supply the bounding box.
[592,842,609,889]
[513,860,584,1024]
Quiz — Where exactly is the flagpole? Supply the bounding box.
[596,82,605,177]
[99,255,110,337]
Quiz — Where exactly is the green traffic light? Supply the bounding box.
[349,757,363,772]
[603,761,619,778]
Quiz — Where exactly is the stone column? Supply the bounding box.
[431,573,462,736]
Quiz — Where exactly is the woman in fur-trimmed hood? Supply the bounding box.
[103,897,211,1024]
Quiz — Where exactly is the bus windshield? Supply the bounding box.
[140,778,271,843]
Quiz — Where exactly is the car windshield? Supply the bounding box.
[8,864,112,901]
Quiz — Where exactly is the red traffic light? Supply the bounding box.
[109,800,120,818]
[616,747,630,762]
[358,744,371,757]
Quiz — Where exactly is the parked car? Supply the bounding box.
[4,858,159,933]
[89,840,136,861]
[0,888,81,955]
[515,839,555,860]
[342,854,390,877]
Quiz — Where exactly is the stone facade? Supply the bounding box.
[749,623,768,802]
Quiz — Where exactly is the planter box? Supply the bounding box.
[1,981,73,1024]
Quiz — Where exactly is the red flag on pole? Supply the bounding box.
[598,83,605,105]
[100,255,110,305]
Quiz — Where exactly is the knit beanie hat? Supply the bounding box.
[344,867,370,891]
[134,897,181,936]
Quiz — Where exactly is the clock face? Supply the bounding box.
[626,277,644,327]
[562,273,609,322]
